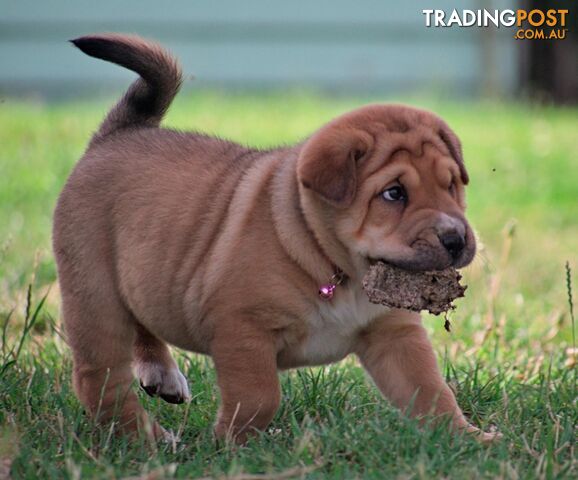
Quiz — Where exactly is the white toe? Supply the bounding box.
[135,361,190,403]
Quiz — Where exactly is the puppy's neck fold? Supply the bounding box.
[271,151,354,287]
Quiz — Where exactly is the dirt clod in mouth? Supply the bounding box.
[362,262,467,315]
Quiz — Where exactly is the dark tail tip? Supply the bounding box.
[68,36,113,60]
[69,37,90,50]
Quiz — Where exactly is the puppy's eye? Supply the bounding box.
[448,180,456,196]
[381,185,407,202]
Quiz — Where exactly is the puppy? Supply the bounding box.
[53,34,497,443]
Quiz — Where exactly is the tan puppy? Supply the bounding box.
[53,34,497,443]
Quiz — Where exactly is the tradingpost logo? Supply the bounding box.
[423,8,569,40]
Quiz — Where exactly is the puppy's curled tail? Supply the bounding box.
[71,33,182,139]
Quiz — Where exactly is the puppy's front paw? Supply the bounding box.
[135,361,190,404]
[466,424,503,444]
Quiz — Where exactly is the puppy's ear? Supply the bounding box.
[298,127,373,208]
[439,126,469,185]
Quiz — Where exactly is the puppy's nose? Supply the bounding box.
[439,232,466,259]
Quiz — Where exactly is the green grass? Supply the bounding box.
[0,91,577,479]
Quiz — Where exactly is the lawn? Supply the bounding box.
[0,91,576,479]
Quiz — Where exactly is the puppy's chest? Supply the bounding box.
[296,286,389,365]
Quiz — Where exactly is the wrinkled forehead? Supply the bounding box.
[389,146,461,191]
[361,123,457,182]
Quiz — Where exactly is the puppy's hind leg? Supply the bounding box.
[59,271,164,439]
[133,324,190,404]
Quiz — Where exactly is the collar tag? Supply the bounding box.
[318,269,345,300]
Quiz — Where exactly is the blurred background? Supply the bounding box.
[1,0,576,102]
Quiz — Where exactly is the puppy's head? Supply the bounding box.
[297,104,475,273]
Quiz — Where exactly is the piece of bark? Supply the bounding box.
[362,262,466,315]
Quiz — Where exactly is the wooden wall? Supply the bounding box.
[0,0,518,98]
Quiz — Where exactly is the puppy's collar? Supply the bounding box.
[318,268,346,300]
